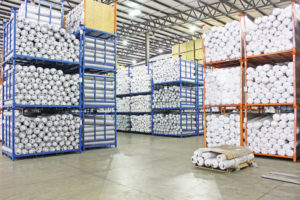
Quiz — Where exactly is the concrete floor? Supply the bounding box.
[1,133,300,200]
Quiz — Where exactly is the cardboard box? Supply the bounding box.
[84,0,115,33]
[172,54,179,59]
[186,41,195,52]
[195,49,204,60]
[180,43,187,53]
[186,51,195,61]
[195,38,203,50]
[172,44,180,55]
[180,53,187,60]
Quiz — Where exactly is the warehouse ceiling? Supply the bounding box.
[0,0,292,66]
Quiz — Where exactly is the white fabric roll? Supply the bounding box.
[197,157,204,166]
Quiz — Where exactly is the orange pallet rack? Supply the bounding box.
[202,15,245,148]
[244,0,300,162]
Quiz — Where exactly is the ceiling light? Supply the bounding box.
[132,60,137,64]
[158,49,163,53]
[190,26,196,33]
[122,40,128,46]
[129,9,141,17]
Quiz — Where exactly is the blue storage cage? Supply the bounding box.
[74,25,117,150]
[2,109,82,160]
[116,64,152,98]
[1,2,82,160]
[82,110,116,149]
[23,0,64,26]
[3,4,78,67]
[151,57,201,137]
[196,62,204,135]
[116,64,152,134]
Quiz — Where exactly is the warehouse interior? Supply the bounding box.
[1,0,300,199]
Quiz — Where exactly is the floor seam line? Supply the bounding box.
[256,183,283,200]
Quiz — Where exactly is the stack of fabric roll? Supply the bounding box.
[191,147,254,170]
[247,113,297,156]
[247,62,293,104]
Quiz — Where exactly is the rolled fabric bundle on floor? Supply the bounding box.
[193,148,203,157]
[191,155,198,164]
[197,157,204,166]
[211,159,219,169]
[204,158,214,167]
[217,154,227,161]
[202,152,218,160]
[219,154,254,170]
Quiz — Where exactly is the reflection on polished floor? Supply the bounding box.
[1,132,300,200]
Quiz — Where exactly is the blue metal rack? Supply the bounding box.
[117,91,151,98]
[82,111,116,149]
[1,2,82,160]
[23,0,64,27]
[151,57,203,137]
[77,26,117,150]
[116,64,152,134]
[196,62,204,136]
[2,109,82,160]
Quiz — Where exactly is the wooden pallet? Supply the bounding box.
[194,159,255,173]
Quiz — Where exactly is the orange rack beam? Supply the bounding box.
[206,58,241,68]
[205,104,241,108]
[253,152,293,160]
[246,103,294,107]
[246,49,294,65]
